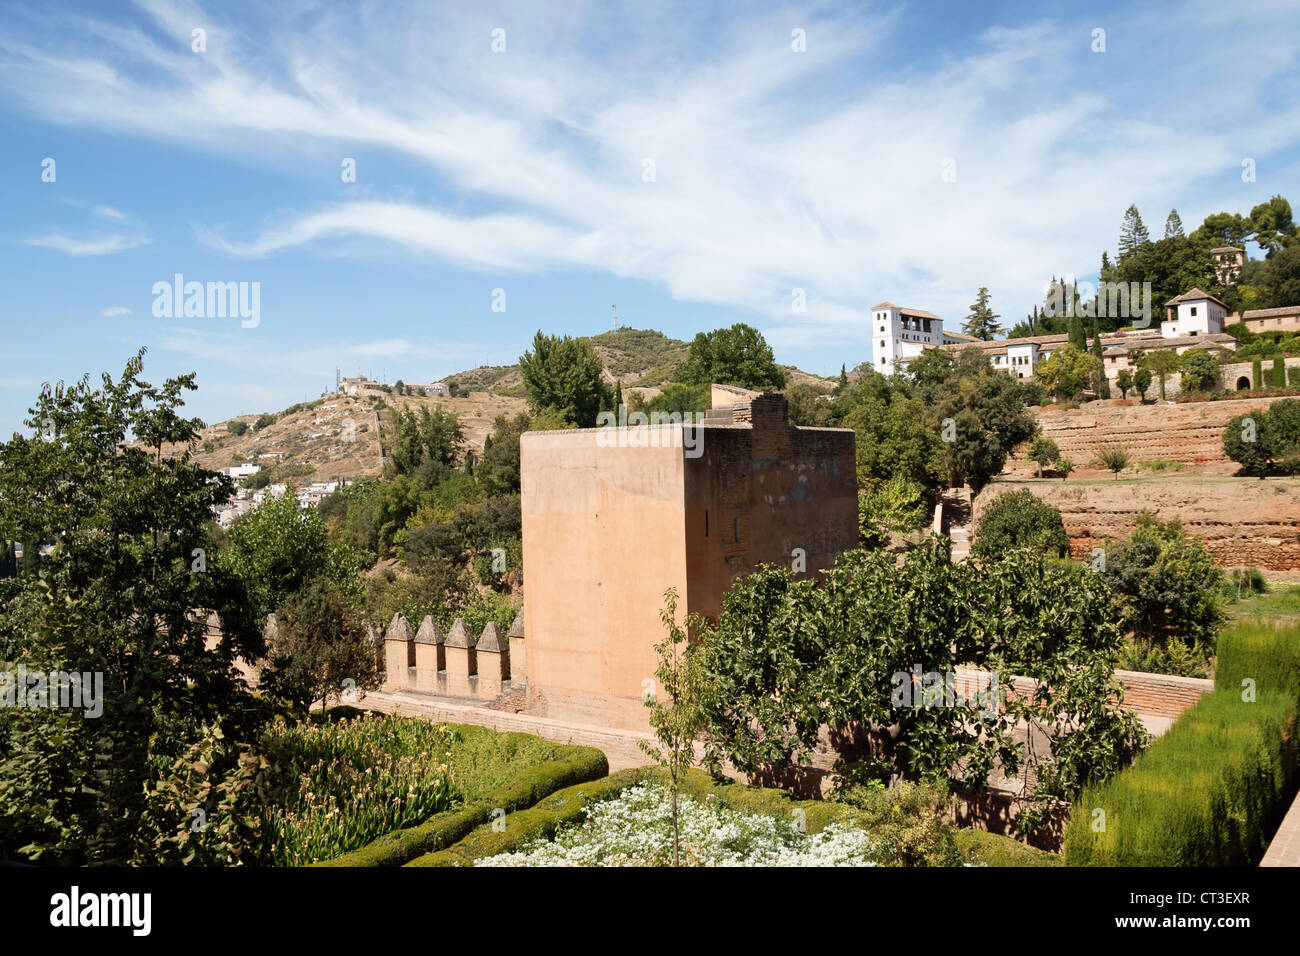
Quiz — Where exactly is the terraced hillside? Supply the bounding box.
[1003,395,1297,478]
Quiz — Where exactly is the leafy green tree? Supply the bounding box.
[841,376,945,489]
[1179,349,1220,393]
[1248,195,1297,257]
[858,475,928,547]
[1098,446,1130,478]
[0,351,265,864]
[1223,400,1300,475]
[253,413,276,431]
[641,383,711,416]
[783,383,837,427]
[1193,211,1252,249]
[1261,246,1300,307]
[972,489,1069,558]
[385,405,465,481]
[1029,435,1060,477]
[519,331,614,427]
[674,323,787,391]
[1034,345,1099,401]
[218,488,335,621]
[1141,349,1181,400]
[1134,367,1152,401]
[1102,514,1224,648]
[1164,209,1184,239]
[1118,205,1150,259]
[259,577,379,716]
[227,420,248,436]
[477,413,529,496]
[961,287,1002,341]
[693,543,1146,818]
[1115,368,1134,398]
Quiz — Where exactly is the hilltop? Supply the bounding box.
[190,326,833,484]
[444,326,833,396]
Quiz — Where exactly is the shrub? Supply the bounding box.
[253,413,276,431]
[858,475,928,547]
[227,420,249,436]
[1102,513,1224,648]
[1097,446,1130,478]
[1223,398,1300,475]
[972,489,1069,559]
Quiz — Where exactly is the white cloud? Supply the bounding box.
[101,306,133,317]
[94,205,126,221]
[24,232,150,256]
[3,0,1299,347]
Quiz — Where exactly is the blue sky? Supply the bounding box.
[2,0,1299,436]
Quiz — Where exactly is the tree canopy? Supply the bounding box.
[674,323,788,391]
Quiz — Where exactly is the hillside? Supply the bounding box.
[188,326,832,484]
[184,390,527,485]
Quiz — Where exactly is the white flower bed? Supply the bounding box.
[475,783,878,867]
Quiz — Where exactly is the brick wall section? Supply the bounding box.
[952,667,1213,721]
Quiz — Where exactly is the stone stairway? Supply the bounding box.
[941,487,973,562]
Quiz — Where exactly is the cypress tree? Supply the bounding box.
[1253,356,1263,390]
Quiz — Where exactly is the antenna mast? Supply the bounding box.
[611,303,619,330]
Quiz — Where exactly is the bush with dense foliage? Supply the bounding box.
[971,490,1069,559]
[857,475,928,547]
[1223,398,1300,475]
[1102,513,1224,649]
[690,540,1147,827]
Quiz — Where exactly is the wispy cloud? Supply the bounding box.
[101,306,133,317]
[24,232,151,256]
[2,0,1299,347]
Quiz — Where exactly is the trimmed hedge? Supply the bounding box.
[313,743,608,866]
[1062,621,1300,865]
[408,767,1058,867]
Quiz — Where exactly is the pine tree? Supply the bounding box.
[1119,205,1150,259]
[962,287,1002,340]
[1100,251,1113,283]
[1164,209,1184,239]
[837,363,849,393]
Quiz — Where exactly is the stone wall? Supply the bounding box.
[382,608,525,703]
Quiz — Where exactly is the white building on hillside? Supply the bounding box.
[1161,288,1228,338]
[871,302,978,370]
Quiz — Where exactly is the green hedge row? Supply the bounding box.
[408,767,1059,867]
[1062,621,1300,865]
[408,767,873,867]
[313,743,608,867]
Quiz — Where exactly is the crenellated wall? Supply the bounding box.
[382,608,524,702]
